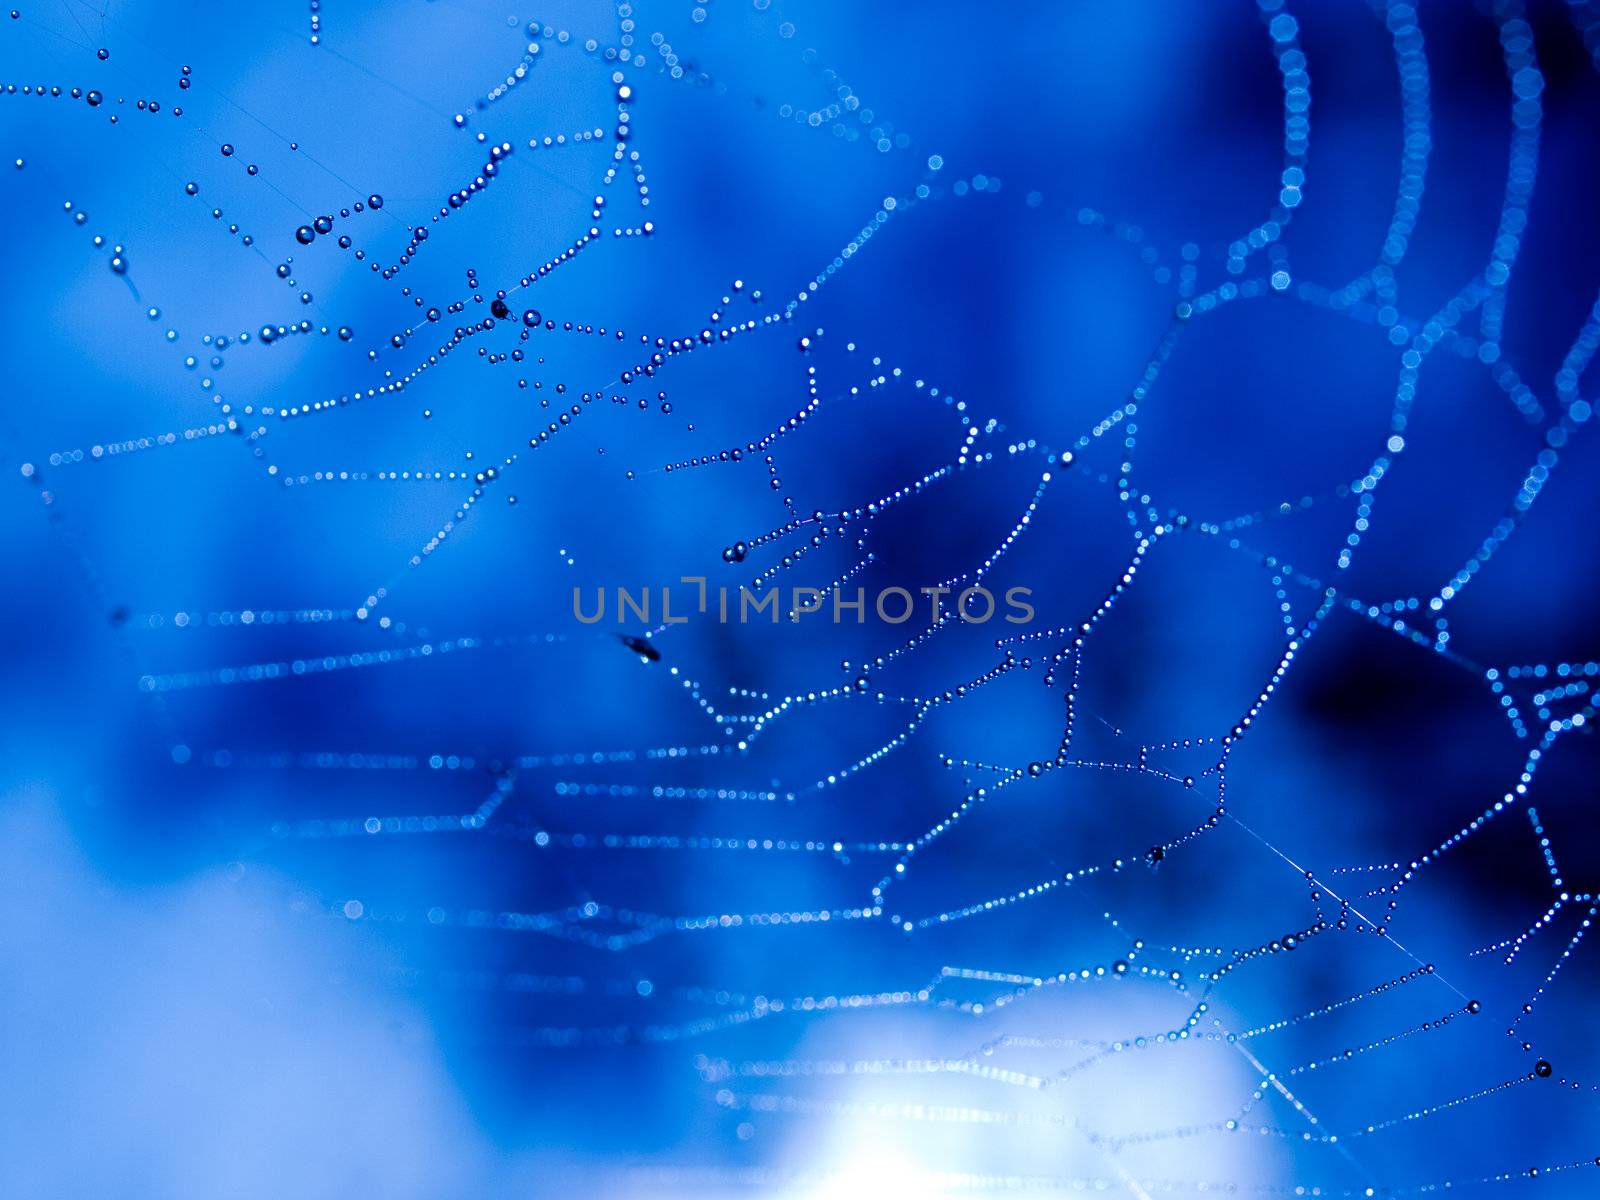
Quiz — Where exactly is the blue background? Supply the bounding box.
[3,1,1600,1195]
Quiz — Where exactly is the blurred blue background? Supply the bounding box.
[4,0,1600,1195]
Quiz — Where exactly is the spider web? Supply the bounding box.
[6,0,1600,1195]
